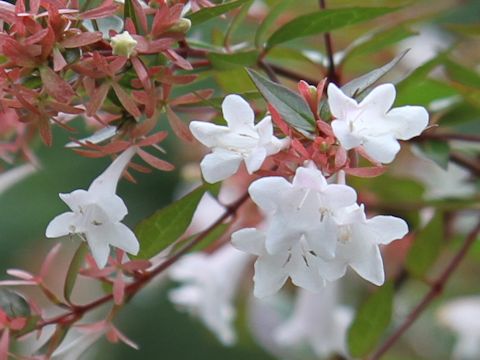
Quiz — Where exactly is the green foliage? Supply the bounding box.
[445,60,480,89]
[348,282,394,357]
[254,0,294,48]
[135,184,216,259]
[418,140,450,169]
[247,69,315,131]
[0,289,31,318]
[64,242,89,303]
[209,51,260,70]
[187,0,252,26]
[406,214,444,278]
[266,7,401,50]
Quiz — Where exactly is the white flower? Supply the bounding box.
[232,228,326,298]
[46,148,139,268]
[168,245,249,345]
[438,296,480,360]
[328,83,429,163]
[189,94,289,183]
[110,31,137,58]
[317,203,408,285]
[274,284,353,358]
[247,165,357,258]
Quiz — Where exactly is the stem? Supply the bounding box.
[258,60,279,83]
[450,152,480,176]
[35,191,251,331]
[369,220,480,360]
[319,0,339,84]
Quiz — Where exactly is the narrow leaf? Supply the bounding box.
[39,66,75,103]
[417,141,450,169]
[406,213,444,278]
[266,7,400,50]
[135,185,213,259]
[208,50,259,70]
[187,0,251,26]
[247,68,315,132]
[445,59,480,89]
[255,0,294,48]
[63,242,88,303]
[348,282,394,357]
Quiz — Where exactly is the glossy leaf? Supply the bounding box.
[255,0,294,48]
[208,50,259,70]
[348,282,394,357]
[0,289,30,318]
[406,213,444,278]
[187,0,251,26]
[247,68,315,132]
[445,60,480,89]
[135,185,213,259]
[266,7,400,50]
[63,242,89,303]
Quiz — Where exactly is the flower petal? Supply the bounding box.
[255,116,273,143]
[222,94,255,132]
[85,230,112,268]
[96,194,128,222]
[331,119,362,150]
[366,215,408,245]
[200,149,242,183]
[386,106,429,140]
[101,223,139,255]
[231,228,265,256]
[248,176,292,213]
[244,147,266,174]
[59,189,91,212]
[253,254,288,298]
[327,83,358,120]
[362,134,400,164]
[292,166,328,191]
[45,212,78,238]
[359,83,396,116]
[189,121,229,148]
[89,147,136,195]
[349,244,385,286]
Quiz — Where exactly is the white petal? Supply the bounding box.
[366,215,409,245]
[244,147,267,174]
[316,258,348,282]
[86,231,111,268]
[45,212,78,238]
[59,189,91,212]
[331,119,362,150]
[289,255,325,292]
[362,134,400,164]
[222,94,255,132]
[253,255,288,298]
[231,228,265,256]
[265,215,299,254]
[189,121,229,148]
[359,83,396,115]
[255,116,273,144]
[349,244,385,286]
[100,223,139,255]
[304,217,338,259]
[292,166,328,191]
[327,83,358,120]
[96,194,128,222]
[248,176,292,213]
[200,149,242,183]
[386,106,429,140]
[322,184,357,209]
[89,147,136,195]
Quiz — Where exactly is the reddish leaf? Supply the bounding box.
[137,149,174,171]
[37,116,53,146]
[52,47,67,71]
[166,106,193,142]
[61,31,103,48]
[86,82,111,116]
[79,3,118,19]
[164,49,192,70]
[131,56,150,90]
[169,89,214,106]
[39,66,75,103]
[268,104,290,136]
[136,131,168,147]
[111,82,141,118]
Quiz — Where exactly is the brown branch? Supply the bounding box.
[450,152,480,176]
[267,63,319,85]
[35,191,251,330]
[368,220,480,360]
[319,0,339,85]
[257,59,279,83]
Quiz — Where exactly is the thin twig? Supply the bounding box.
[319,0,339,84]
[450,152,480,176]
[35,191,251,330]
[369,220,480,360]
[258,59,279,83]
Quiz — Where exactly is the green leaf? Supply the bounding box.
[445,60,480,89]
[396,79,458,107]
[396,53,448,90]
[341,50,408,97]
[208,50,259,70]
[123,0,138,30]
[173,223,231,254]
[224,0,254,47]
[343,25,416,62]
[64,242,89,303]
[266,7,401,50]
[187,0,251,26]
[348,282,394,357]
[406,214,444,278]
[255,0,294,48]
[135,184,212,259]
[246,68,315,132]
[0,289,31,318]
[417,141,450,169]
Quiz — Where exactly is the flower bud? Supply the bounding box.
[168,18,192,34]
[110,31,137,58]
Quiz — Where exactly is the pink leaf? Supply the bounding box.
[111,82,141,118]
[39,66,75,103]
[61,31,103,48]
[86,82,111,116]
[53,47,67,72]
[0,329,9,360]
[166,106,193,142]
[137,149,174,171]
